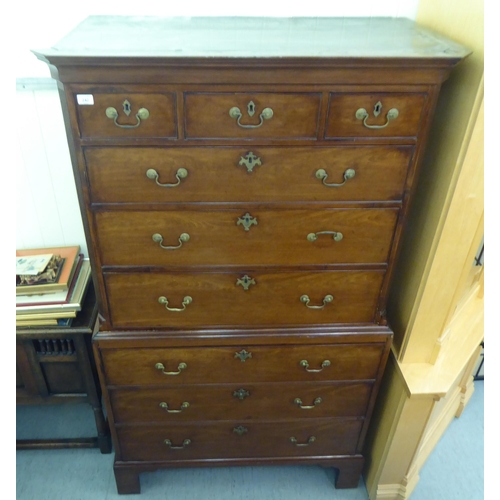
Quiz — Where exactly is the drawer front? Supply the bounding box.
[101,344,385,386]
[116,419,363,461]
[85,146,413,204]
[95,208,399,266]
[184,93,321,139]
[74,91,177,139]
[109,382,374,423]
[105,270,384,327]
[326,93,427,138]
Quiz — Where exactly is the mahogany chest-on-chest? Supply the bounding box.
[34,16,469,494]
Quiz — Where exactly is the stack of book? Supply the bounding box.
[16,245,91,327]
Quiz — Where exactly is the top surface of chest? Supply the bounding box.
[36,16,469,60]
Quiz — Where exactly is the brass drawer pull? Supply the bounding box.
[315,168,355,187]
[155,362,187,375]
[300,295,334,309]
[355,101,399,129]
[152,233,190,250]
[299,359,331,373]
[146,168,188,187]
[294,397,323,409]
[290,436,316,447]
[229,103,273,129]
[307,231,343,242]
[159,402,190,413]
[164,438,191,450]
[105,102,149,129]
[158,296,192,312]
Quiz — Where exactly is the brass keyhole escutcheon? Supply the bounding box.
[123,99,132,116]
[238,152,262,173]
[233,389,250,400]
[233,426,249,436]
[237,213,258,231]
[236,275,256,291]
[235,349,252,362]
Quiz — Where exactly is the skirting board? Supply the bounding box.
[375,379,476,500]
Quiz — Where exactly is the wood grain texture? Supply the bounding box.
[326,93,428,138]
[95,208,399,267]
[75,91,177,139]
[116,418,364,461]
[108,381,374,423]
[33,16,470,495]
[104,270,385,327]
[184,92,321,139]
[84,145,413,204]
[101,343,385,386]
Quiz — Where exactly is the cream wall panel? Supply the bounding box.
[16,86,87,255]
[32,89,88,255]
[387,0,484,361]
[16,138,44,249]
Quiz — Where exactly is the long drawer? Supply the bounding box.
[108,382,374,423]
[116,418,364,461]
[95,208,399,266]
[100,344,385,386]
[84,146,413,204]
[104,270,385,327]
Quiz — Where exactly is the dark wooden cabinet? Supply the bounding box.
[33,16,469,495]
[16,284,111,453]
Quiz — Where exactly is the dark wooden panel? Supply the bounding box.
[104,270,385,327]
[109,381,373,423]
[101,343,385,386]
[85,145,413,204]
[326,93,427,138]
[41,362,85,394]
[73,91,177,139]
[95,208,399,266]
[117,418,364,461]
[184,92,321,139]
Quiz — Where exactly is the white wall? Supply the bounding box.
[16,1,419,254]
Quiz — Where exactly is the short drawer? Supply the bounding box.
[84,146,413,203]
[325,93,427,138]
[105,270,385,327]
[100,344,385,386]
[109,382,374,423]
[95,208,399,266]
[184,92,321,139]
[116,418,363,461]
[73,91,177,139]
